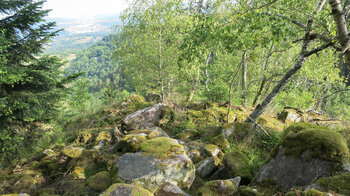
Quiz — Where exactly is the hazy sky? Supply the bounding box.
[44,0,129,19]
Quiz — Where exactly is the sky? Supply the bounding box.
[43,0,129,19]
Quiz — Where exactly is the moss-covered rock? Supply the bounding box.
[140,137,185,160]
[184,141,207,164]
[86,171,111,192]
[175,129,199,142]
[233,186,261,196]
[74,131,94,146]
[209,134,230,151]
[256,124,350,189]
[61,147,84,159]
[126,94,146,104]
[315,174,350,195]
[122,104,172,131]
[33,188,57,196]
[285,189,330,196]
[100,183,153,196]
[114,137,195,192]
[211,151,252,184]
[197,180,237,196]
[204,144,224,165]
[281,127,349,162]
[117,134,148,153]
[95,131,112,144]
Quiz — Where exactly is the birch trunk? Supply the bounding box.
[245,0,327,123]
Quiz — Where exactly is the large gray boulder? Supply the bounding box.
[121,104,172,131]
[255,126,350,189]
[113,137,195,193]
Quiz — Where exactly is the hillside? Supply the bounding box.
[0,96,349,195]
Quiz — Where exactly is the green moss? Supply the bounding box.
[316,174,350,195]
[140,137,185,160]
[86,171,111,192]
[95,131,112,144]
[234,186,262,196]
[187,110,205,122]
[285,189,329,196]
[117,135,148,153]
[197,180,236,196]
[126,94,145,103]
[72,166,86,179]
[210,134,230,151]
[204,144,224,164]
[175,129,199,142]
[33,188,56,196]
[100,183,153,196]
[74,131,94,146]
[282,128,349,162]
[61,147,84,158]
[224,151,252,182]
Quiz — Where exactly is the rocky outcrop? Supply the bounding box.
[121,104,172,131]
[113,137,195,192]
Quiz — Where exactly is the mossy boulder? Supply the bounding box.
[54,178,94,196]
[154,182,190,196]
[184,141,207,164]
[315,174,350,195]
[86,171,111,192]
[113,137,195,192]
[68,149,106,179]
[204,144,224,165]
[277,108,304,124]
[33,188,57,196]
[74,131,94,146]
[197,179,239,196]
[61,147,84,159]
[211,151,252,184]
[175,129,200,142]
[256,124,350,189]
[126,94,146,104]
[233,186,261,196]
[100,183,153,196]
[122,104,172,131]
[285,189,331,196]
[128,127,169,140]
[209,134,230,151]
[196,157,219,179]
[117,134,148,153]
[95,131,112,144]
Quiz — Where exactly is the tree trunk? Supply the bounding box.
[329,0,350,73]
[252,43,274,107]
[205,52,212,94]
[158,29,165,103]
[241,50,247,106]
[227,54,243,124]
[245,0,328,123]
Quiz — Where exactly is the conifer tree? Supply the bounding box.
[0,0,73,165]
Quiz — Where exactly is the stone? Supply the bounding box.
[256,125,350,189]
[211,151,251,184]
[183,141,206,164]
[117,134,148,153]
[121,104,172,131]
[100,183,153,196]
[113,137,195,192]
[277,108,303,123]
[256,147,341,189]
[154,182,190,196]
[197,179,239,196]
[86,171,111,192]
[42,149,55,157]
[196,157,218,179]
